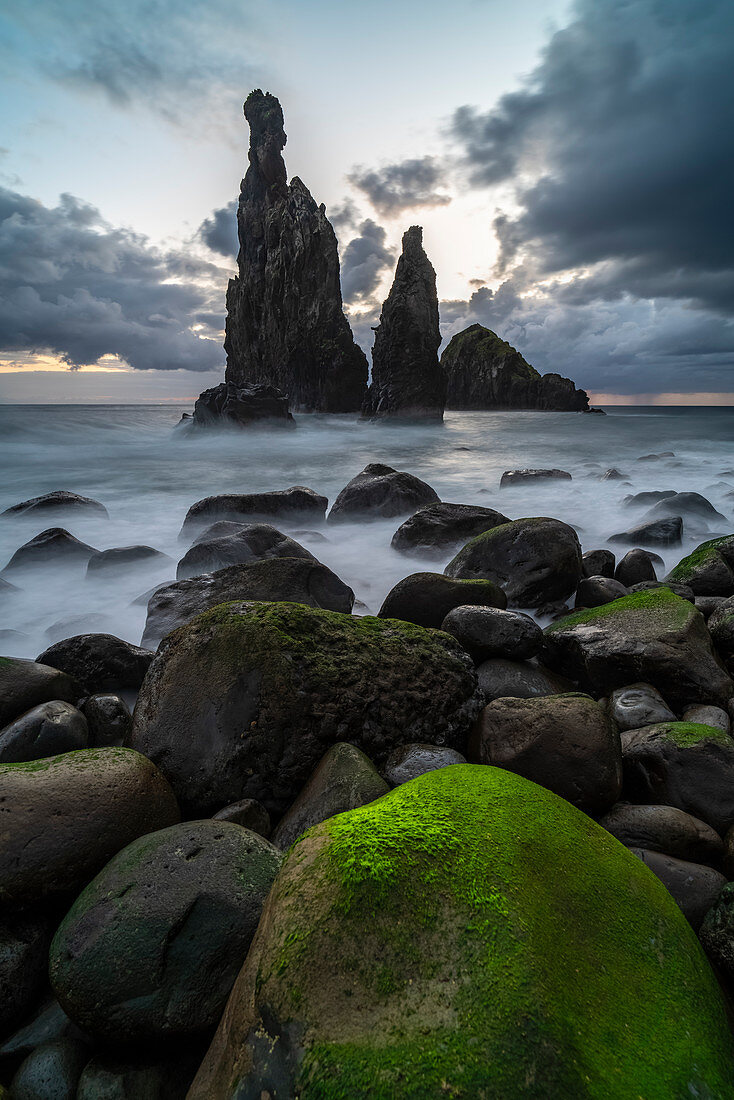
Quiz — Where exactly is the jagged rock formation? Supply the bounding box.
[362,227,446,420]
[224,90,368,412]
[442,324,589,411]
[189,382,294,429]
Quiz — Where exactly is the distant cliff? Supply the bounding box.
[224,90,368,413]
[442,324,589,411]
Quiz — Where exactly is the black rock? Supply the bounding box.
[627,580,695,602]
[608,516,683,546]
[0,657,80,729]
[10,1038,89,1100]
[701,884,734,982]
[681,704,730,733]
[637,452,675,461]
[642,492,728,527]
[695,596,727,620]
[599,469,626,481]
[176,523,315,581]
[575,576,627,608]
[2,490,108,519]
[1,528,98,574]
[391,502,510,557]
[87,545,171,575]
[599,804,724,867]
[440,605,542,662]
[190,380,295,429]
[622,490,676,508]
[362,226,445,420]
[381,743,466,787]
[378,572,506,629]
[180,486,328,538]
[708,595,734,662]
[328,464,439,522]
[630,849,726,930]
[80,693,132,746]
[141,558,354,649]
[614,548,658,586]
[0,700,88,763]
[0,997,83,1060]
[0,912,54,1034]
[581,549,616,579]
[224,90,367,412]
[37,634,154,693]
[499,469,572,487]
[212,798,272,838]
[474,658,573,702]
[609,683,676,731]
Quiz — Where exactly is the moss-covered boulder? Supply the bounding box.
[666,535,734,596]
[190,765,734,1099]
[377,571,506,628]
[622,722,734,834]
[541,588,733,708]
[444,517,582,607]
[709,595,734,663]
[49,821,281,1041]
[0,748,180,906]
[131,601,481,817]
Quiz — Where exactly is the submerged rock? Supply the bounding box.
[176,522,314,580]
[1,527,98,574]
[1,490,108,519]
[180,486,328,538]
[390,502,509,556]
[441,324,589,410]
[362,226,445,420]
[608,516,683,547]
[378,572,506,628]
[500,468,572,487]
[224,90,367,412]
[190,380,295,429]
[328,463,439,522]
[86,545,170,575]
[189,766,734,1100]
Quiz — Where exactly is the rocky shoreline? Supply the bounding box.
[1,464,734,1097]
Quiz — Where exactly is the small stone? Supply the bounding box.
[681,704,730,734]
[381,743,467,787]
[499,468,572,487]
[609,683,676,731]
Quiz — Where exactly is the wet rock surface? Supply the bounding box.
[180,486,328,538]
[191,380,294,429]
[176,522,315,580]
[328,463,439,522]
[391,502,509,556]
[1,491,108,520]
[36,633,154,694]
[378,572,506,628]
[440,604,542,662]
[0,700,88,763]
[1,528,98,574]
[381,742,467,787]
[599,803,724,866]
[0,658,80,728]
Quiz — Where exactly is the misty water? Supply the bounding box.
[0,402,732,661]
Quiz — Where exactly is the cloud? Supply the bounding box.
[197,201,239,258]
[348,157,450,217]
[340,219,395,304]
[0,186,226,371]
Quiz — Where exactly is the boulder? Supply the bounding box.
[271,743,389,850]
[682,704,730,733]
[623,490,676,507]
[87,545,170,575]
[131,601,481,818]
[1,528,98,574]
[191,380,295,428]
[701,884,734,983]
[381,743,467,787]
[328,463,439,522]
[189,766,734,1100]
[0,996,82,1060]
[176,523,314,581]
[475,657,573,702]
[0,747,180,905]
[440,604,541,661]
[574,575,627,608]
[499,468,572,487]
[627,580,695,601]
[76,1054,203,1100]
[665,535,734,596]
[609,682,676,731]
[0,657,79,728]
[80,693,132,746]
[709,595,734,661]
[473,692,622,813]
[599,804,724,867]
[213,798,271,838]
[581,549,615,578]
[390,502,509,557]
[541,589,733,708]
[643,492,728,527]
[377,572,506,629]
[36,633,154,693]
[49,821,281,1041]
[0,912,54,1034]
[0,700,88,763]
[614,548,658,585]
[696,595,727,619]
[1,490,108,519]
[444,517,582,608]
[141,558,354,649]
[608,516,682,547]
[180,486,328,539]
[362,226,445,420]
[622,722,734,834]
[224,91,367,412]
[10,1038,88,1100]
[629,849,726,930]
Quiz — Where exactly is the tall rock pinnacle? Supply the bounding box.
[224,90,368,413]
[362,226,446,420]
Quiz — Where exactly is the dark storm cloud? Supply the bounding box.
[340,220,395,304]
[197,202,239,259]
[450,0,734,315]
[0,187,225,371]
[348,157,450,217]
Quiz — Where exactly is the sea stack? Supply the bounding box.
[362,226,445,420]
[224,91,368,412]
[441,323,589,411]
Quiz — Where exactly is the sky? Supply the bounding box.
[0,0,732,404]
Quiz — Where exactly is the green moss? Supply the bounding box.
[546,585,692,633]
[647,721,733,749]
[0,746,140,774]
[667,537,732,584]
[244,766,734,1099]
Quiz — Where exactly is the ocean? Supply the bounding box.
[0,403,732,659]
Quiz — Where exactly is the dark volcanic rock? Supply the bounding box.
[440,604,542,662]
[2,490,108,519]
[623,490,677,508]
[213,798,271,838]
[0,700,88,763]
[176,523,314,580]
[642,492,728,526]
[191,380,294,428]
[381,743,466,787]
[37,633,154,693]
[86,545,170,575]
[599,804,724,867]
[0,912,54,1034]
[0,657,80,728]
[141,558,354,649]
[709,596,734,662]
[1,527,98,574]
[666,535,734,596]
[378,572,506,629]
[582,549,616,578]
[630,849,726,930]
[131,601,481,817]
[615,548,658,586]
[49,821,281,1041]
[441,324,589,410]
[390,502,510,557]
[500,468,572,487]
[180,486,327,538]
[627,580,695,602]
[362,226,445,420]
[444,517,582,608]
[475,658,573,702]
[328,463,439,522]
[608,516,683,547]
[224,90,367,412]
[10,1038,89,1100]
[700,884,734,981]
[609,683,676,731]
[575,575,627,608]
[81,693,132,746]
